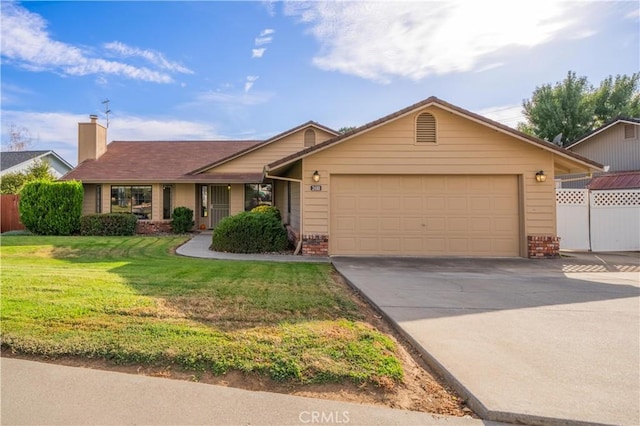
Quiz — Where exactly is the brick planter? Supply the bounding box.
[527,235,560,258]
[302,234,329,256]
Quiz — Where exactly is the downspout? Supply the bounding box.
[264,173,304,255]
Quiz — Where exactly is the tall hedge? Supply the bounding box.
[19,180,83,235]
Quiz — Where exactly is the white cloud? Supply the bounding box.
[261,1,277,17]
[252,48,266,58]
[260,28,275,37]
[244,75,259,93]
[474,104,525,129]
[0,3,182,83]
[284,1,584,83]
[103,41,193,74]
[1,110,222,165]
[254,36,273,46]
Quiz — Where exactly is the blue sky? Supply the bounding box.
[1,0,639,165]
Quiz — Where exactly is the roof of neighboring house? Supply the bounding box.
[267,96,604,172]
[62,141,261,183]
[1,150,72,171]
[566,117,640,150]
[189,121,338,175]
[587,171,640,190]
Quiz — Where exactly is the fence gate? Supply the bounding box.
[556,189,590,250]
[1,194,25,233]
[556,188,640,251]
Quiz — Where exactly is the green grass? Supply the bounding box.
[0,236,402,385]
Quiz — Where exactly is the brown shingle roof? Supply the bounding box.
[267,96,603,171]
[62,140,261,182]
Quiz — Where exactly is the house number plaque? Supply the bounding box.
[310,185,322,191]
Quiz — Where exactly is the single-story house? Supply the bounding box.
[558,117,640,188]
[1,150,73,178]
[62,96,602,258]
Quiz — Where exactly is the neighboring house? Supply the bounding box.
[62,97,602,258]
[558,118,640,188]
[1,150,73,178]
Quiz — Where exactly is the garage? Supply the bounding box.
[330,174,521,256]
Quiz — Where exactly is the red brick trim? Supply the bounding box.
[302,234,328,256]
[527,235,560,258]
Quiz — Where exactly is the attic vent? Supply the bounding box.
[304,129,316,147]
[624,124,636,139]
[416,112,436,143]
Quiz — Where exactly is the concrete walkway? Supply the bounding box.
[176,232,329,263]
[332,254,640,426]
[0,357,494,426]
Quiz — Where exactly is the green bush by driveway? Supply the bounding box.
[0,236,402,385]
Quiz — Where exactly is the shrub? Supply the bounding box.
[19,180,83,235]
[212,211,288,253]
[251,205,281,221]
[171,206,194,234]
[80,213,138,236]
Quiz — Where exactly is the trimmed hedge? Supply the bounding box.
[211,210,288,253]
[171,206,194,234]
[80,213,138,236]
[19,180,83,235]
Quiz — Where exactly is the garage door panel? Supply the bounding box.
[447,218,468,232]
[447,197,468,210]
[330,175,519,256]
[471,217,492,232]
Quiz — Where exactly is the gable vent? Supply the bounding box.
[624,124,636,139]
[304,129,316,147]
[416,112,436,143]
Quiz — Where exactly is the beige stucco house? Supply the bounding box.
[63,97,602,258]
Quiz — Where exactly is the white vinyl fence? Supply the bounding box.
[556,188,640,251]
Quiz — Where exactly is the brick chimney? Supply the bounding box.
[78,114,107,164]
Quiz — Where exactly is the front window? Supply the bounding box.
[163,185,172,220]
[111,185,152,220]
[244,183,272,211]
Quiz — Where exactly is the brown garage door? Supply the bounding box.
[330,175,520,256]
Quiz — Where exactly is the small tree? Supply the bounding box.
[171,206,194,233]
[19,180,83,235]
[1,160,56,194]
[4,123,33,151]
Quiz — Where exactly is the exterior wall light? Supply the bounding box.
[227,184,231,190]
[535,171,547,183]
[312,171,321,182]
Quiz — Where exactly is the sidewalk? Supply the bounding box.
[176,232,330,263]
[0,358,493,426]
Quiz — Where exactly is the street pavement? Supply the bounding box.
[0,357,494,426]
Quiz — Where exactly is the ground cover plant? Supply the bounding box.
[0,236,402,386]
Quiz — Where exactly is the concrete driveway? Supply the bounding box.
[332,253,640,426]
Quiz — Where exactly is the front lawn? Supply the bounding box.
[0,236,402,386]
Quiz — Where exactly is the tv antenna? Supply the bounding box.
[102,99,111,128]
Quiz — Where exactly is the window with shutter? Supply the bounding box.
[416,112,436,143]
[304,129,316,147]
